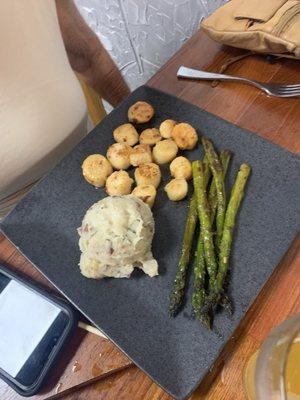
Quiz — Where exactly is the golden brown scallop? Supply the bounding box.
[159,119,177,139]
[164,178,188,201]
[171,122,198,150]
[105,171,133,196]
[139,128,162,146]
[82,154,113,187]
[170,156,192,180]
[106,143,131,170]
[134,163,161,188]
[152,139,178,164]
[113,123,139,146]
[128,101,154,124]
[129,144,152,166]
[132,184,157,208]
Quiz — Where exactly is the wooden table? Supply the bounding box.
[1,31,300,400]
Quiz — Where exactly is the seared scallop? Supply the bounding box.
[159,119,177,139]
[105,171,133,196]
[106,143,131,170]
[128,101,154,124]
[132,184,157,208]
[134,163,161,188]
[82,154,112,187]
[170,156,192,180]
[164,179,188,201]
[139,128,161,146]
[171,122,198,150]
[113,123,139,146]
[152,139,178,164]
[129,144,152,166]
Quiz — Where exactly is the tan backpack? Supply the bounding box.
[201,0,300,58]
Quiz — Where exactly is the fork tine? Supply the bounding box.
[279,93,300,97]
[279,85,300,91]
[272,85,300,90]
[276,86,300,94]
[280,84,300,89]
[265,84,300,96]
[277,90,300,96]
[275,90,300,97]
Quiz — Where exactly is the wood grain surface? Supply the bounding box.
[1,31,299,400]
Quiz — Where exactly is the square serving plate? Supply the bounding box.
[1,86,299,400]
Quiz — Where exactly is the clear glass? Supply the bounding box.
[244,314,300,400]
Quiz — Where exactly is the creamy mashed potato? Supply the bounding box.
[78,195,158,279]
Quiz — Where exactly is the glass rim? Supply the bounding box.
[255,313,300,400]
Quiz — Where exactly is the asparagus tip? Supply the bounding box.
[199,314,211,330]
[240,163,251,173]
[168,302,179,318]
[223,149,233,157]
[192,308,212,329]
[219,294,233,315]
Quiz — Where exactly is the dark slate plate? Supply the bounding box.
[1,86,299,400]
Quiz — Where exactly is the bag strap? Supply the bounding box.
[211,52,253,87]
[209,51,296,87]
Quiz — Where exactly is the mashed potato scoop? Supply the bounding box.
[78,196,158,279]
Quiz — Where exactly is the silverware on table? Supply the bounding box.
[177,66,300,98]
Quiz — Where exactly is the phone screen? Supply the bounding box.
[0,271,70,388]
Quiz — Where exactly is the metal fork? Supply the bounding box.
[177,66,300,98]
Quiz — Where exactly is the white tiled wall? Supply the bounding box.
[75,0,226,89]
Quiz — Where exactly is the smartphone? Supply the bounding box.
[0,264,78,396]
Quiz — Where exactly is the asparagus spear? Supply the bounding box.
[169,195,197,317]
[202,137,226,248]
[203,156,212,189]
[192,234,211,328]
[206,163,251,309]
[192,151,232,324]
[191,160,212,328]
[217,164,251,288]
[209,150,232,222]
[209,150,233,314]
[169,159,211,317]
[192,161,218,284]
